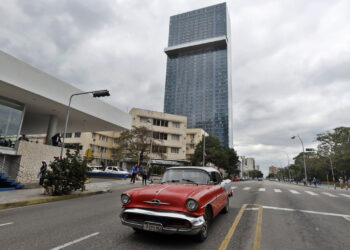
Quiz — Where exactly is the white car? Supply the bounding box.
[89,165,104,173]
[105,166,129,176]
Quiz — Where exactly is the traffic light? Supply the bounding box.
[92,90,110,98]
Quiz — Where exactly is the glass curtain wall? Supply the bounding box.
[0,97,24,148]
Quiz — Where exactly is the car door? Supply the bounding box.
[210,172,225,217]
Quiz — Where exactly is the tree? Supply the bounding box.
[191,135,239,177]
[248,170,263,178]
[112,126,165,163]
[43,150,90,195]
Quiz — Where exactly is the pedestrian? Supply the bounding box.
[313,177,317,187]
[130,164,138,184]
[140,164,148,185]
[339,177,344,189]
[38,160,47,186]
[18,134,29,142]
[303,178,306,186]
[51,133,61,146]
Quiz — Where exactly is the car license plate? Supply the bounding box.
[143,222,162,232]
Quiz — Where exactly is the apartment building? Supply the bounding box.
[130,108,187,162]
[185,128,208,161]
[28,131,120,165]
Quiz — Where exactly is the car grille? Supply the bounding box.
[122,212,191,229]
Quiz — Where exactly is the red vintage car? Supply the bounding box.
[120,166,232,241]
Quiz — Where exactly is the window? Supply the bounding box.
[171,147,179,154]
[172,134,180,141]
[140,117,149,123]
[92,133,96,139]
[189,134,195,140]
[153,119,168,127]
[152,145,167,153]
[190,144,194,149]
[99,146,107,153]
[173,122,180,128]
[114,138,119,144]
[65,133,72,138]
[99,135,108,142]
[153,132,168,140]
[90,144,95,152]
[74,132,81,138]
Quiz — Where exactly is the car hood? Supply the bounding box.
[126,183,210,212]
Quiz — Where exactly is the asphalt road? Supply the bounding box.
[0,181,349,250]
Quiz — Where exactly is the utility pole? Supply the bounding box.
[202,134,206,167]
[292,135,308,184]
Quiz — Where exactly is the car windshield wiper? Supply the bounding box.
[161,180,180,184]
[181,179,197,185]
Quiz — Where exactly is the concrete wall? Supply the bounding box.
[16,141,67,185]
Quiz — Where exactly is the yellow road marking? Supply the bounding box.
[253,205,263,250]
[218,204,247,250]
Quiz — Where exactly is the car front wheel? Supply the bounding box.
[196,208,210,242]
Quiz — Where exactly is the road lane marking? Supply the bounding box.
[51,232,99,250]
[231,186,237,190]
[262,205,350,218]
[339,194,350,198]
[218,204,247,250]
[305,191,318,196]
[253,205,263,250]
[321,192,338,197]
[274,189,282,193]
[289,190,300,194]
[245,208,259,211]
[344,216,350,222]
[243,187,251,190]
[0,222,13,227]
[258,188,265,192]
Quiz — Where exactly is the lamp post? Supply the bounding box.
[60,90,110,158]
[291,135,307,184]
[147,120,154,168]
[283,152,291,182]
[202,134,206,167]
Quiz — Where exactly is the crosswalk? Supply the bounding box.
[231,186,350,199]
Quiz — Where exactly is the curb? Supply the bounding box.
[0,190,107,210]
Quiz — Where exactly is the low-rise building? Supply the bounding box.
[269,165,278,176]
[185,128,208,162]
[130,108,187,162]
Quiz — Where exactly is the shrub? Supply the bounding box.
[43,150,91,195]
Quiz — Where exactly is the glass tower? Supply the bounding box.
[164,3,232,147]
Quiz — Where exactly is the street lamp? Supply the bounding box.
[202,134,206,167]
[283,152,291,182]
[60,90,110,158]
[291,135,308,184]
[146,120,154,167]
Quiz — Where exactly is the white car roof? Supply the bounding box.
[168,166,220,174]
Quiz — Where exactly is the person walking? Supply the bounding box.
[38,161,47,186]
[130,164,138,184]
[313,177,317,187]
[51,133,61,146]
[140,164,148,185]
[339,177,344,189]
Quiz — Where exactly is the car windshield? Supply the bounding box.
[161,169,210,185]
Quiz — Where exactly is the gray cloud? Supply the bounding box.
[1,0,349,176]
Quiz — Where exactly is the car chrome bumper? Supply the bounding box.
[120,208,205,235]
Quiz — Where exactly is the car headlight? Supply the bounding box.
[186,198,198,212]
[121,193,131,205]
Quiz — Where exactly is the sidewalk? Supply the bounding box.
[0,179,143,209]
[280,181,349,192]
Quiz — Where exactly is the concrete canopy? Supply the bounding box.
[0,50,131,134]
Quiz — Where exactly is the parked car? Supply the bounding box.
[105,166,129,176]
[232,177,240,181]
[89,165,104,173]
[258,177,263,181]
[120,166,232,241]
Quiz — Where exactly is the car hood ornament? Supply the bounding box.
[143,199,170,206]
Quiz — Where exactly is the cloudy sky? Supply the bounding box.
[1,0,349,175]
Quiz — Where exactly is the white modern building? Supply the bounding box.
[0,50,131,187]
